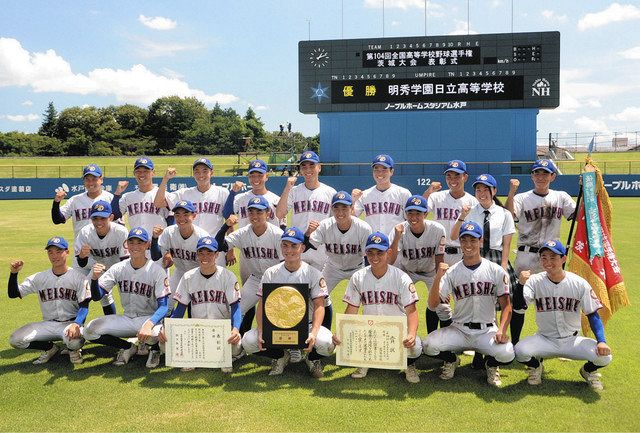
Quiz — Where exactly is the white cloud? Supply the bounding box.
[490,0,502,8]
[554,68,630,114]
[573,116,609,133]
[0,37,238,106]
[138,14,177,31]
[21,100,33,106]
[541,10,568,23]
[610,106,640,122]
[391,20,401,26]
[586,99,602,108]
[1,114,39,122]
[448,20,477,35]
[578,3,640,31]
[619,46,640,59]
[160,67,184,79]
[133,38,203,58]
[254,105,268,111]
[364,0,443,15]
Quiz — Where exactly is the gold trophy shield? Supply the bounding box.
[262,284,309,347]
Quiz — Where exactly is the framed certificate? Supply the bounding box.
[335,314,407,370]
[261,283,309,349]
[164,318,232,369]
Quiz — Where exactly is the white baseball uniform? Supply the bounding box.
[286,182,336,270]
[73,222,129,274]
[514,272,612,366]
[343,265,422,358]
[354,184,412,235]
[60,190,114,234]
[423,259,515,363]
[512,189,575,274]
[9,268,91,351]
[158,224,210,292]
[166,185,229,235]
[427,190,478,265]
[119,185,169,233]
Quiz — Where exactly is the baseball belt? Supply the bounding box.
[462,322,494,330]
[445,246,460,254]
[518,246,540,253]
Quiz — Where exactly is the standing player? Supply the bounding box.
[352,154,412,236]
[338,232,422,383]
[304,191,372,330]
[387,195,449,334]
[241,227,335,379]
[276,150,336,271]
[8,237,90,364]
[159,236,242,373]
[505,159,576,345]
[514,240,612,390]
[423,221,514,387]
[84,227,170,368]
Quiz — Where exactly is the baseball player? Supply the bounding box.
[84,227,171,368]
[51,163,116,315]
[159,236,242,373]
[352,154,412,236]
[213,195,283,335]
[304,191,372,330]
[111,157,170,233]
[387,195,450,334]
[241,227,335,379]
[505,159,576,345]
[8,236,90,364]
[423,221,515,387]
[276,150,336,271]
[339,231,422,383]
[514,240,612,390]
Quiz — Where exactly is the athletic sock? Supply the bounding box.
[321,304,333,330]
[510,311,525,345]
[426,308,440,333]
[26,341,55,351]
[91,334,132,349]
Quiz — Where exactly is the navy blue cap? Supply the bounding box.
[459,221,483,238]
[366,232,390,251]
[45,236,68,250]
[247,195,270,210]
[473,174,497,189]
[134,157,154,170]
[172,200,196,213]
[281,227,305,244]
[193,157,213,170]
[372,154,394,169]
[248,159,268,174]
[90,200,112,218]
[127,227,149,242]
[539,239,567,256]
[531,159,557,174]
[197,236,219,252]
[405,195,429,212]
[83,164,103,178]
[332,191,353,206]
[298,151,320,164]
[445,160,467,174]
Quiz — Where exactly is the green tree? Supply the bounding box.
[38,102,58,137]
[145,96,209,153]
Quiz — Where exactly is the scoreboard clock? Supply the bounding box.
[298,31,559,113]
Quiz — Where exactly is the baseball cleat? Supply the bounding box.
[306,359,324,379]
[289,349,303,363]
[137,343,150,356]
[527,363,543,385]
[33,344,60,365]
[221,366,233,374]
[580,366,603,391]
[486,366,502,387]
[472,353,486,370]
[68,349,83,365]
[114,344,138,366]
[268,351,290,376]
[181,367,195,372]
[439,356,459,380]
[351,367,369,379]
[232,348,246,362]
[145,350,161,368]
[405,364,420,384]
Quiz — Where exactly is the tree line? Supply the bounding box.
[0,97,318,157]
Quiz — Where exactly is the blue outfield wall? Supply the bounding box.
[2,174,639,200]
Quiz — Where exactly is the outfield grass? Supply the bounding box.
[0,198,638,432]
[556,152,640,175]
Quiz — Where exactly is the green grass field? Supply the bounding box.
[0,198,638,432]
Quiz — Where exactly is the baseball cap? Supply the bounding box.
[248,159,268,174]
[127,227,149,242]
[531,159,557,174]
[193,157,213,170]
[405,195,429,212]
[539,239,567,256]
[247,195,269,210]
[45,236,68,250]
[365,232,390,251]
[445,160,467,174]
[90,200,112,218]
[372,154,394,169]
[298,151,320,164]
[281,227,305,244]
[473,174,497,189]
[332,191,353,206]
[172,200,196,213]
[196,236,219,252]
[459,221,483,238]
[83,164,103,178]
[134,157,154,170]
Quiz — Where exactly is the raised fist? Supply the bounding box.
[152,225,164,239]
[54,188,67,202]
[164,167,177,180]
[79,244,92,259]
[460,204,471,218]
[286,176,297,188]
[518,270,531,285]
[306,220,320,235]
[10,260,24,273]
[351,188,363,201]
[92,263,106,280]
[510,179,520,192]
[395,223,404,235]
[226,215,239,227]
[231,181,245,192]
[436,262,449,276]
[430,181,442,192]
[115,180,129,195]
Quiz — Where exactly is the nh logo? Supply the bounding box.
[532,78,551,97]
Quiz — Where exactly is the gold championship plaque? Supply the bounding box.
[262,283,309,348]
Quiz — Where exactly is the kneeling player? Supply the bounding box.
[241,227,335,378]
[84,227,170,368]
[338,232,422,383]
[8,237,90,364]
[514,240,612,390]
[423,221,514,387]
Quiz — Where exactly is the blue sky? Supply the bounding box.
[1,1,639,147]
